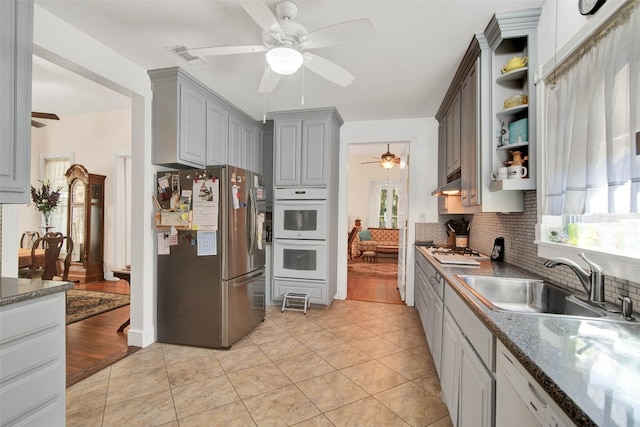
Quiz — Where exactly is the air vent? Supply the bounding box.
[165,44,208,67]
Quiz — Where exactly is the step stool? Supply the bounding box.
[281,292,310,314]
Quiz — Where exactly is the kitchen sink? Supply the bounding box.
[456,275,606,318]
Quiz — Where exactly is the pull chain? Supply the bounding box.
[263,57,267,123]
[301,65,305,105]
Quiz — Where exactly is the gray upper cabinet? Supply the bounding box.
[206,97,228,166]
[179,83,207,166]
[445,91,461,177]
[435,10,539,213]
[149,67,261,172]
[273,118,300,186]
[460,59,480,207]
[302,118,330,186]
[0,0,33,204]
[271,108,342,188]
[228,112,243,169]
[260,121,274,209]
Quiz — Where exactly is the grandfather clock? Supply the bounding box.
[65,164,106,283]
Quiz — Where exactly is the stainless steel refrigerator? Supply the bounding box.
[157,165,266,349]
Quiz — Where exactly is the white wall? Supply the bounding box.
[19,109,131,276]
[347,149,402,230]
[30,5,155,348]
[338,117,439,307]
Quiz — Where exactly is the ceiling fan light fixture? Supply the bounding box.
[381,159,395,169]
[266,47,303,75]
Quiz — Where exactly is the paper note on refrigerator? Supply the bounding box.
[195,178,218,202]
[157,232,170,255]
[197,231,217,256]
[192,201,218,231]
[232,186,240,209]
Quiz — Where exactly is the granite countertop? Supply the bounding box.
[1,277,74,307]
[416,246,640,427]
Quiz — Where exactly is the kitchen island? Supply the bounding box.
[416,246,640,427]
[1,277,73,426]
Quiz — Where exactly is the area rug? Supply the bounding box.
[348,257,398,278]
[66,290,130,325]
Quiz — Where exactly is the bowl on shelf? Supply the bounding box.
[503,94,528,109]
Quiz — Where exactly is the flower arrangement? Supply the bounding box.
[30,180,63,227]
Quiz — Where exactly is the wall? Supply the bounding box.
[19,109,132,276]
[26,5,155,348]
[338,117,439,306]
[347,148,402,230]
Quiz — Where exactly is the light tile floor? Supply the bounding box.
[66,299,453,427]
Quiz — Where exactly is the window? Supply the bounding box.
[538,1,639,280]
[40,155,73,234]
[368,180,399,228]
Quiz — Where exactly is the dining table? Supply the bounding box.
[18,248,46,269]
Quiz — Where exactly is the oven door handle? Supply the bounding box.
[275,239,325,247]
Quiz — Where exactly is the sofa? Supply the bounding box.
[351,227,399,258]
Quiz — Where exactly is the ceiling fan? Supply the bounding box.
[361,144,402,169]
[184,0,377,93]
[31,112,60,128]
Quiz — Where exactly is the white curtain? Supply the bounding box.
[368,180,399,228]
[544,1,640,216]
[43,157,71,233]
[368,180,383,227]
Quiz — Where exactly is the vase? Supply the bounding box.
[42,211,54,234]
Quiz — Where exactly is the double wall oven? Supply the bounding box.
[273,188,327,282]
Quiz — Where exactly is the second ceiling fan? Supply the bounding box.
[186,0,377,93]
[361,144,402,169]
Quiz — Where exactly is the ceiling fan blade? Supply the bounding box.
[32,112,59,120]
[187,45,267,57]
[31,120,46,128]
[303,52,355,87]
[239,1,285,42]
[361,161,380,164]
[258,67,282,94]
[300,18,377,50]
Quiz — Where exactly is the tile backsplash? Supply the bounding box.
[416,191,639,312]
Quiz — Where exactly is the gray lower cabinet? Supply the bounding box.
[0,0,33,204]
[441,284,495,427]
[0,293,66,425]
[272,278,327,305]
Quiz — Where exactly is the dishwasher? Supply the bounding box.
[496,342,569,427]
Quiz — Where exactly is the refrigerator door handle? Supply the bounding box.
[229,268,264,288]
[247,187,257,255]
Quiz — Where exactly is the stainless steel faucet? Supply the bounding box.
[544,252,605,305]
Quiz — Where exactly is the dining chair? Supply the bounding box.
[27,235,74,281]
[20,231,40,248]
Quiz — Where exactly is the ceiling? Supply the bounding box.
[32,0,546,124]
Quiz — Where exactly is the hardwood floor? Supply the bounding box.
[347,257,403,304]
[66,279,139,387]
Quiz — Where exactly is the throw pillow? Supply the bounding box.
[358,230,372,241]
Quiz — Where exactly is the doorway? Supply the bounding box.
[346,142,408,304]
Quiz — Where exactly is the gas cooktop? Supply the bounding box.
[421,246,490,265]
[424,246,490,259]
